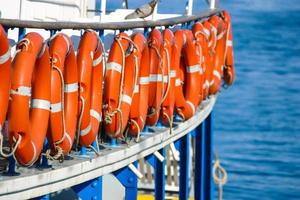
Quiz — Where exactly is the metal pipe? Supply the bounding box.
[186,0,193,16]
[210,0,216,9]
[100,0,106,21]
[0,9,221,30]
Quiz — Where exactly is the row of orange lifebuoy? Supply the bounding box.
[0,11,235,166]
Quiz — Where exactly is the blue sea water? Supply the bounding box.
[103,1,300,199]
[213,0,300,199]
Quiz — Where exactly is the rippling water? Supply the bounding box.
[213,0,300,199]
[107,0,300,199]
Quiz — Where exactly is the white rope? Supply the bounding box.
[130,119,141,143]
[160,46,171,104]
[75,96,85,149]
[0,125,22,158]
[213,153,228,200]
[52,64,66,145]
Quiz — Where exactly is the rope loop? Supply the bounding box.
[213,153,228,200]
[0,126,22,158]
[45,145,64,163]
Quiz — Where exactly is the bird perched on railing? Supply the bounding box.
[125,0,159,20]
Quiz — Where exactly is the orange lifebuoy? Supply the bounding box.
[146,29,163,126]
[209,16,227,94]
[77,30,104,147]
[128,33,149,137]
[48,33,79,156]
[103,32,139,138]
[192,22,212,100]
[174,30,202,120]
[222,11,235,85]
[160,29,177,126]
[0,25,11,134]
[8,33,51,166]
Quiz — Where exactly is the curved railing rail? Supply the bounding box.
[0,9,221,30]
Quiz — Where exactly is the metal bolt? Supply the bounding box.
[92,181,98,188]
[128,177,133,183]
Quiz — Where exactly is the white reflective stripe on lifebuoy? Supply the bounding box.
[226,40,233,47]
[213,70,221,80]
[0,48,11,64]
[133,85,139,93]
[121,94,132,105]
[186,100,195,115]
[31,99,51,111]
[149,74,163,82]
[208,41,212,47]
[90,109,102,122]
[203,28,210,37]
[10,86,31,96]
[106,62,122,73]
[64,83,78,93]
[217,31,226,40]
[170,70,176,78]
[186,64,202,73]
[175,78,181,86]
[139,77,149,85]
[50,102,62,113]
[93,53,103,67]
[80,123,92,136]
[210,80,215,86]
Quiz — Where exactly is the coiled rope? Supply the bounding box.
[0,125,22,158]
[213,152,228,200]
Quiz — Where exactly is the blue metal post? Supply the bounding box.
[155,148,166,200]
[113,162,138,200]
[194,122,204,200]
[145,148,166,200]
[18,28,26,40]
[194,112,213,200]
[205,113,213,199]
[179,133,190,200]
[72,177,103,200]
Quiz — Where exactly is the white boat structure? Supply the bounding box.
[0,0,229,199]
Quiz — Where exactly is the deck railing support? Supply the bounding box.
[113,162,139,200]
[194,112,213,200]
[72,177,103,200]
[179,133,190,200]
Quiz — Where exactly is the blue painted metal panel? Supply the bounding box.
[194,113,213,200]
[113,162,138,200]
[194,122,204,200]
[179,133,190,200]
[204,113,213,200]
[72,177,103,200]
[18,28,26,40]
